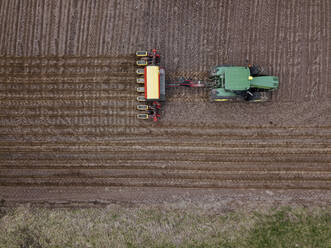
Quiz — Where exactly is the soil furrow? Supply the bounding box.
[0,145,330,154]
[0,55,135,60]
[1,173,331,182]
[1,164,330,172]
[0,124,329,130]
[1,179,330,190]
[0,72,137,77]
[0,132,328,140]
[0,141,329,149]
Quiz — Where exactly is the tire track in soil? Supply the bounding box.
[0,72,137,77]
[1,131,330,140]
[1,179,330,190]
[2,163,331,173]
[0,77,136,84]
[2,157,330,165]
[0,55,135,60]
[2,172,331,183]
[1,124,330,138]
[1,140,329,148]
[0,88,134,96]
[1,146,330,155]
[2,151,330,162]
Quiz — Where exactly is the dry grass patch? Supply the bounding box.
[0,205,330,248]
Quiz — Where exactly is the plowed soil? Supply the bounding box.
[0,0,330,207]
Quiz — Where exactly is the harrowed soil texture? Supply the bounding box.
[0,0,330,207]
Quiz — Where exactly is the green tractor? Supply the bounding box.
[209,65,279,102]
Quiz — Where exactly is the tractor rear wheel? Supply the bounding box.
[210,94,239,102]
[210,88,241,102]
[212,98,231,102]
[249,65,264,76]
[209,65,233,78]
[248,91,271,102]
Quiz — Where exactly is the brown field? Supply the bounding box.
[0,0,330,207]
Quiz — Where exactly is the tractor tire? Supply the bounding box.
[248,91,271,102]
[212,96,243,102]
[212,98,231,102]
[210,94,239,102]
[210,88,241,102]
[249,65,264,76]
[209,65,233,78]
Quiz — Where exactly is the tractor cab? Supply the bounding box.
[224,67,250,91]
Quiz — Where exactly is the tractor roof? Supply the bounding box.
[224,67,250,91]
